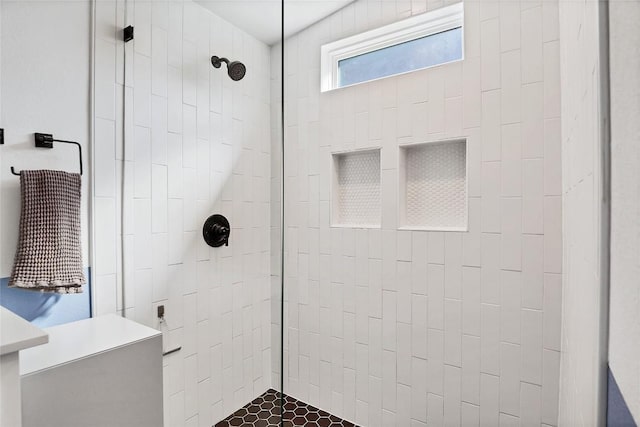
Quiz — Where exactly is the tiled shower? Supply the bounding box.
[271,1,562,425]
[92,1,273,422]
[1,0,631,425]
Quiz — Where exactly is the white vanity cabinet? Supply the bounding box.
[0,307,49,427]
[19,314,163,427]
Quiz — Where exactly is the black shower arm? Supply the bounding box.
[211,56,230,67]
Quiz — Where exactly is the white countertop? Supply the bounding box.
[20,314,161,375]
[0,307,49,356]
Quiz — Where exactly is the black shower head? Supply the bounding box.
[211,55,246,81]
[226,61,246,81]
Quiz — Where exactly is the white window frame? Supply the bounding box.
[320,2,464,92]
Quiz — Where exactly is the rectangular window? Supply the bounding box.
[321,3,464,92]
[338,27,462,87]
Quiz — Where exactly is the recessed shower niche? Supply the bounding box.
[399,139,468,231]
[331,149,381,227]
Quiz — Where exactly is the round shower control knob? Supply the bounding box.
[202,214,231,247]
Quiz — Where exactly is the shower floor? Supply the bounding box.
[214,389,357,427]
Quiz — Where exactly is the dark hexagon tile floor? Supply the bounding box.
[214,389,357,427]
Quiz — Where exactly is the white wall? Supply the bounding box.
[609,0,640,422]
[557,0,607,425]
[272,0,563,425]
[92,0,272,424]
[0,0,91,277]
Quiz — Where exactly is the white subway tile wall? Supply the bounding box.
[272,1,562,426]
[93,0,272,425]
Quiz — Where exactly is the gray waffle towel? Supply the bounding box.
[9,170,85,293]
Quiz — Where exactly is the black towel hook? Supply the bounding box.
[10,133,83,176]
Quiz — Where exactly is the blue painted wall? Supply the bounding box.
[0,268,91,328]
[609,368,638,427]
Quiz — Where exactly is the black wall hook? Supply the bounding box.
[10,133,83,176]
[123,25,134,42]
[203,214,230,247]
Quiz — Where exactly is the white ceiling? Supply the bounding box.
[195,0,354,45]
